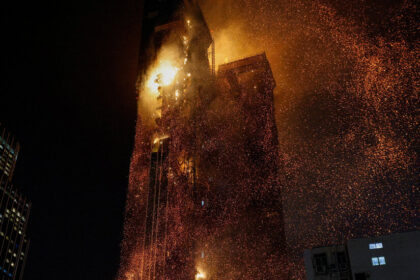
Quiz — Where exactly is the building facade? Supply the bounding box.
[118,1,286,279]
[304,231,420,280]
[0,127,19,182]
[0,125,30,280]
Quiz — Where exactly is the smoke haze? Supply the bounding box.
[200,0,418,250]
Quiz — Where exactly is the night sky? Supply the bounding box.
[3,0,142,279]
[2,0,418,279]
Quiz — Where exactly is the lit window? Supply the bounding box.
[372,256,386,266]
[201,200,205,207]
[378,256,386,265]
[369,242,383,249]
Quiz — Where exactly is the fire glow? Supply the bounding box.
[195,270,206,280]
[146,60,179,95]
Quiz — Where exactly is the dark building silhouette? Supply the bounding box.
[0,125,30,280]
[304,231,420,280]
[0,127,19,182]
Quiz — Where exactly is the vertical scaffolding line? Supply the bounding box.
[140,149,152,280]
[152,143,164,279]
[148,145,161,280]
[162,166,170,279]
[212,40,215,76]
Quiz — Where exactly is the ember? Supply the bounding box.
[118,0,418,279]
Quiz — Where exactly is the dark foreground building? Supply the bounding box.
[118,1,285,279]
[304,231,420,280]
[0,125,30,280]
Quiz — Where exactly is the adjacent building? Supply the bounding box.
[0,125,30,280]
[304,231,420,280]
[0,127,19,182]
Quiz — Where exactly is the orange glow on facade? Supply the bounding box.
[146,60,179,95]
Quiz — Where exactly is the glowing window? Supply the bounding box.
[201,200,205,207]
[378,256,386,265]
[369,242,383,249]
[372,256,386,266]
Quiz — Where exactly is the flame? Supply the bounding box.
[195,271,206,280]
[146,60,179,95]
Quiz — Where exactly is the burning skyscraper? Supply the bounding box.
[118,1,285,279]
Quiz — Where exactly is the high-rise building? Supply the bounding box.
[304,231,420,280]
[0,127,19,181]
[0,124,30,280]
[118,1,285,279]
